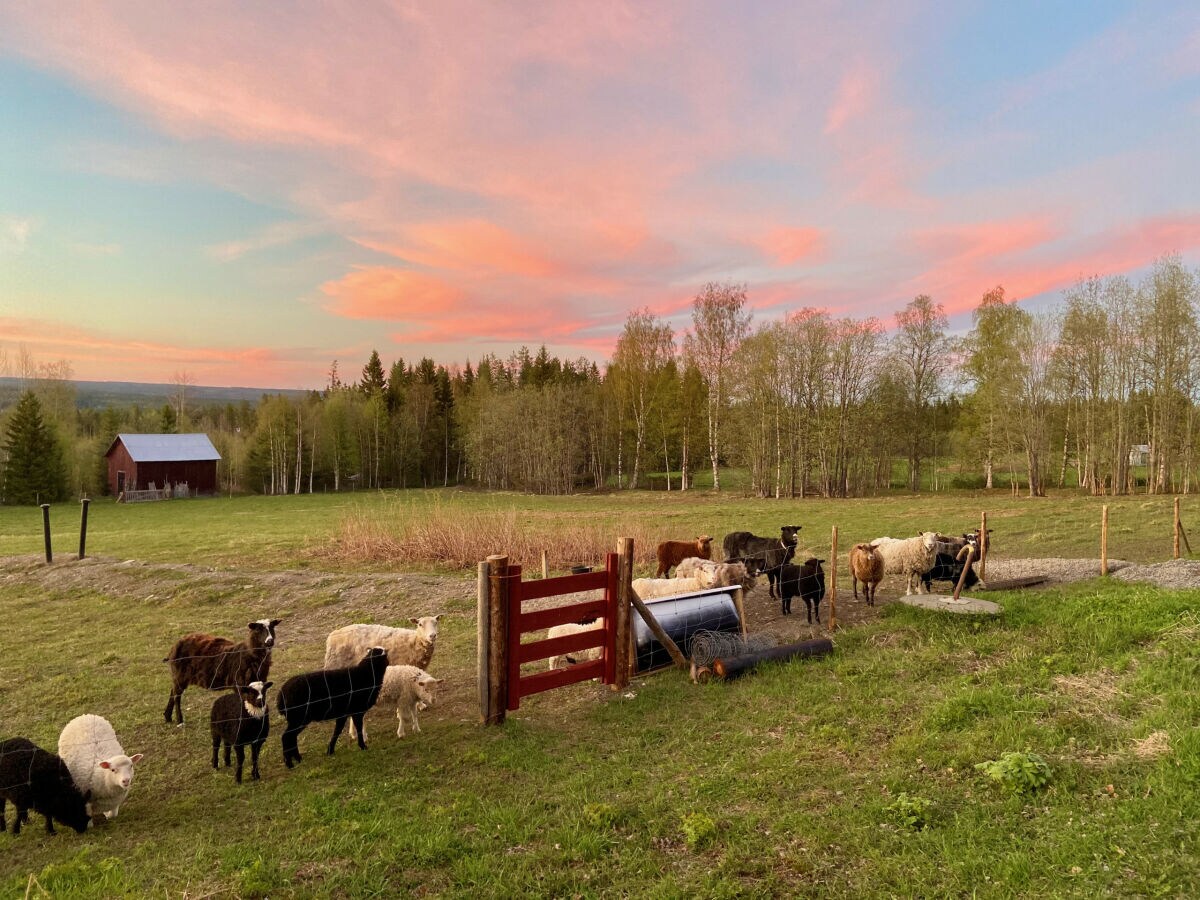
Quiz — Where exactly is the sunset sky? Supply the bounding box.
[2,2,1199,389]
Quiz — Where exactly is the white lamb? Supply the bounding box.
[350,665,442,740]
[674,558,755,590]
[871,532,940,595]
[324,615,441,672]
[546,619,606,670]
[57,714,143,821]
[631,576,709,600]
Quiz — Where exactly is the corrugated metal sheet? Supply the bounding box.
[107,433,222,462]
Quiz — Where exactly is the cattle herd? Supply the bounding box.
[1,521,990,839]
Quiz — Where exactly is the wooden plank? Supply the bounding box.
[604,552,618,684]
[517,629,605,665]
[828,525,838,629]
[518,659,605,698]
[519,599,608,633]
[506,562,523,710]
[732,586,747,638]
[516,570,609,602]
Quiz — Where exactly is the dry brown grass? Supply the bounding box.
[325,498,665,571]
[1131,730,1171,760]
[1052,670,1129,724]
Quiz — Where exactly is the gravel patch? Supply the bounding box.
[1113,558,1200,590]
[981,556,1200,590]
[983,557,1133,585]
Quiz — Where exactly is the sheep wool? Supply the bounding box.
[324,616,441,672]
[57,714,142,820]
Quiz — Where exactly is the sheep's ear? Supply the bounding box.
[410,617,419,624]
[99,761,111,770]
[248,621,263,631]
[270,618,282,627]
[130,754,144,765]
[263,681,273,690]
[433,614,442,621]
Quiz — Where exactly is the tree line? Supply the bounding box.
[2,254,1199,503]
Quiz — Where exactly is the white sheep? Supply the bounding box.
[871,532,940,595]
[546,620,606,671]
[674,557,756,590]
[57,714,143,821]
[324,615,441,672]
[349,665,442,740]
[631,576,709,600]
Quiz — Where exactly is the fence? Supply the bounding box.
[478,539,634,724]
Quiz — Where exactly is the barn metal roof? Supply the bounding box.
[107,433,222,462]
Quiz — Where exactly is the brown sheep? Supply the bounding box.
[163,619,281,725]
[655,536,713,577]
[849,543,884,606]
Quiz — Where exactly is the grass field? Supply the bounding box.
[1,489,1198,897]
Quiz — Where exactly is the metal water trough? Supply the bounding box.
[635,586,742,672]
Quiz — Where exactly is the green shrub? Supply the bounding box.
[884,792,933,831]
[975,750,1053,795]
[680,812,718,851]
[583,802,620,829]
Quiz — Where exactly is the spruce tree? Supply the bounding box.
[2,391,67,505]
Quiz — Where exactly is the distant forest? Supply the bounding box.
[2,255,1199,501]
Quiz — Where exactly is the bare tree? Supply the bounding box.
[892,295,950,491]
[610,309,675,489]
[171,370,195,431]
[684,282,751,491]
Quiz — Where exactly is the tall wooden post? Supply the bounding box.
[614,537,633,689]
[477,561,492,724]
[486,554,509,724]
[40,504,52,564]
[541,549,549,579]
[79,496,90,561]
[828,525,838,630]
[1174,497,1181,560]
[1101,505,1109,576]
[978,511,988,583]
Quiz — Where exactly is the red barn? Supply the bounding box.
[105,433,222,497]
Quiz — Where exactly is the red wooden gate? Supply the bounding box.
[504,553,619,711]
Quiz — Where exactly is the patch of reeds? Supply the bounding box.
[326,497,663,571]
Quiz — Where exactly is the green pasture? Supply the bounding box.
[0,487,1195,569]
[0,489,1198,897]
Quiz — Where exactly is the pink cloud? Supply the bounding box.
[757,226,827,266]
[320,268,467,321]
[824,61,877,135]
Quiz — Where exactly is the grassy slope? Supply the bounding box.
[0,489,1198,897]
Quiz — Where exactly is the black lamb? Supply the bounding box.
[211,681,272,783]
[277,647,389,767]
[0,737,92,836]
[779,558,826,623]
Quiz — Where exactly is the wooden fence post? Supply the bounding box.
[828,525,838,630]
[952,546,975,600]
[40,504,52,564]
[541,549,548,579]
[1101,505,1109,576]
[614,537,633,689]
[78,497,90,560]
[979,511,988,583]
[1174,497,1181,560]
[486,554,509,724]
[732,586,747,637]
[477,561,491,724]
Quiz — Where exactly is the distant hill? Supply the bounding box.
[0,377,310,409]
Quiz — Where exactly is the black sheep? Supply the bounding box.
[210,681,272,783]
[277,647,389,767]
[779,558,826,623]
[723,526,802,599]
[0,738,92,836]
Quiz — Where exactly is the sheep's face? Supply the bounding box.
[240,681,272,718]
[413,673,442,708]
[248,618,281,649]
[409,615,441,642]
[780,525,802,545]
[98,754,142,791]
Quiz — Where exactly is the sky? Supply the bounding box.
[1,1,1199,389]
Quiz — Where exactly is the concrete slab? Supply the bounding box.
[897,594,1003,615]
